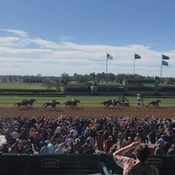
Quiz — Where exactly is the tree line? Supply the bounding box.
[1,72,175,85]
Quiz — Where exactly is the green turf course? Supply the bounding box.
[0,95,175,107]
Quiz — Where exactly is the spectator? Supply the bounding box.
[134,133,141,143]
[118,130,125,148]
[54,124,61,137]
[47,139,54,154]
[82,140,94,154]
[40,141,49,154]
[65,133,74,147]
[79,132,86,145]
[122,139,127,148]
[62,145,70,154]
[69,127,78,138]
[17,140,23,153]
[69,141,75,154]
[18,128,29,140]
[83,127,90,139]
[141,125,148,143]
[11,128,19,140]
[126,136,133,145]
[73,138,83,154]
[149,130,156,144]
[154,144,165,155]
[96,130,104,151]
[112,129,118,144]
[156,134,165,148]
[54,141,65,154]
[167,144,175,155]
[29,127,36,151]
[86,133,95,149]
[103,129,110,141]
[113,142,159,175]
[162,141,170,154]
[104,136,113,153]
[108,144,118,155]
[164,122,170,136]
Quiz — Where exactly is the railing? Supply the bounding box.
[1,154,175,175]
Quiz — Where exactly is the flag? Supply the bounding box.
[162,60,169,66]
[134,53,141,59]
[107,54,113,60]
[162,54,170,60]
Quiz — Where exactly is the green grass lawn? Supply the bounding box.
[0,82,44,89]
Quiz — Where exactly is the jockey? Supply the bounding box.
[154,98,159,103]
[106,98,111,103]
[71,97,77,104]
[29,98,32,101]
[22,99,26,102]
[112,99,116,103]
[137,94,141,107]
[51,99,56,103]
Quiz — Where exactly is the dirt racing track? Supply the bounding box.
[0,106,175,119]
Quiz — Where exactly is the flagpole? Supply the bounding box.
[160,54,163,82]
[133,55,135,74]
[133,53,141,74]
[106,52,108,83]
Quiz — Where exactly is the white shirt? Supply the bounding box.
[11,131,19,139]
[87,136,95,147]
[55,126,61,134]
[65,137,74,146]
[70,129,78,137]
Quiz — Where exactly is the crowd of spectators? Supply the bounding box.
[1,114,175,156]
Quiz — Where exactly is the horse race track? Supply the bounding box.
[1,106,175,119]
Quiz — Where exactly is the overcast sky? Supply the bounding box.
[0,0,175,77]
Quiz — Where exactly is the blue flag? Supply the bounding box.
[162,54,170,60]
[162,60,169,66]
[134,53,141,59]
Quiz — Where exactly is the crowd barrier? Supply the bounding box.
[1,153,175,175]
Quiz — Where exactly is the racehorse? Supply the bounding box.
[26,98,36,107]
[43,101,60,110]
[101,99,120,108]
[149,99,161,107]
[14,99,28,108]
[64,99,80,107]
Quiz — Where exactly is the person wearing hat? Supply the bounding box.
[73,137,83,154]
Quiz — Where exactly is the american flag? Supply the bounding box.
[107,54,113,60]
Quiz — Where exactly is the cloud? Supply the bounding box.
[1,29,29,37]
[59,35,75,41]
[0,29,174,77]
